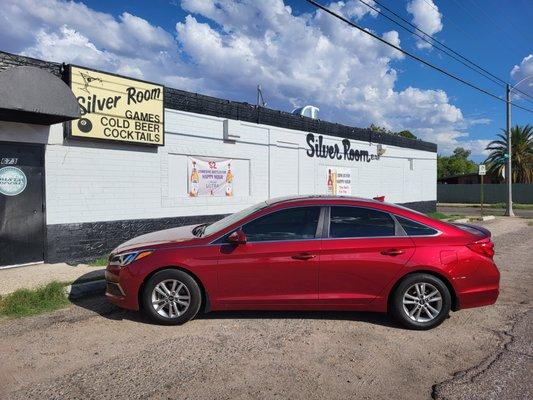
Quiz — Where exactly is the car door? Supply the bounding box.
[319,206,415,305]
[216,206,323,307]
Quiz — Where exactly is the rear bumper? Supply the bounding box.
[457,287,499,309]
[455,258,500,310]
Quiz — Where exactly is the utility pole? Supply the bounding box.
[505,84,514,216]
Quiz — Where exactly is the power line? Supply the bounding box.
[455,0,529,52]
[426,0,525,61]
[304,0,533,114]
[356,0,502,88]
[366,0,533,103]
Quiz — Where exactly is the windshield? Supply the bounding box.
[202,201,268,237]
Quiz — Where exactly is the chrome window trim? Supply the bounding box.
[207,203,443,245]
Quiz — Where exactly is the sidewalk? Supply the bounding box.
[0,263,105,296]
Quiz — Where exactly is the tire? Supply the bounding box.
[390,273,451,330]
[141,269,202,325]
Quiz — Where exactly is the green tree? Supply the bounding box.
[485,125,533,183]
[368,125,418,140]
[368,124,393,135]
[437,147,478,179]
[397,130,417,139]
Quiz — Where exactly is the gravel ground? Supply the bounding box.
[0,218,531,400]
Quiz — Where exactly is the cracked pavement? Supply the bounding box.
[0,218,531,400]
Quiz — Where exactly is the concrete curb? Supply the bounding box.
[65,279,106,299]
[452,215,496,224]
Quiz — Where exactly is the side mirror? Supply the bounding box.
[228,230,247,245]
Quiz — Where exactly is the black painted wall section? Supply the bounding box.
[46,214,226,264]
[400,200,437,214]
[45,201,436,264]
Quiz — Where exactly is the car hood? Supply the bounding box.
[113,224,199,253]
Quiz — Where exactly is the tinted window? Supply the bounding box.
[242,207,321,242]
[203,201,268,236]
[396,216,438,236]
[329,206,395,238]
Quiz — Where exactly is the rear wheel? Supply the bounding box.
[141,269,202,325]
[390,273,451,330]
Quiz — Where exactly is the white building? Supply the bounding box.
[0,52,437,266]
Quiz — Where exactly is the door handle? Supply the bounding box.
[380,249,405,256]
[292,252,316,260]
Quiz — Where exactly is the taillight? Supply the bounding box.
[466,238,495,259]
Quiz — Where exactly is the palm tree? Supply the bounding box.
[485,124,533,183]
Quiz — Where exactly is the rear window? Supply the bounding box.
[396,216,438,236]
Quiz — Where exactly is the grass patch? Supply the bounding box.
[0,282,70,318]
[427,211,448,220]
[88,256,108,266]
[427,212,465,221]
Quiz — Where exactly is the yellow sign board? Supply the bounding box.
[69,66,164,145]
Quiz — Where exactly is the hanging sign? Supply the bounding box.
[0,166,27,196]
[188,157,234,197]
[326,167,352,195]
[68,66,164,145]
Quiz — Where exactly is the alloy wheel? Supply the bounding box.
[151,279,191,318]
[402,282,443,323]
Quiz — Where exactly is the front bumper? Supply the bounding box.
[105,265,141,311]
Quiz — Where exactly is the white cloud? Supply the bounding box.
[0,0,485,155]
[406,0,443,49]
[510,54,533,98]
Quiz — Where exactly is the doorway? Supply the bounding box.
[0,142,45,267]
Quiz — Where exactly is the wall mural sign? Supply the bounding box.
[68,66,164,145]
[327,167,351,195]
[188,157,234,197]
[306,133,380,162]
[0,166,27,196]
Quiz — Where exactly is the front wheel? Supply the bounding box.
[390,273,451,330]
[141,269,202,325]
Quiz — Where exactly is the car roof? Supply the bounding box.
[266,195,386,207]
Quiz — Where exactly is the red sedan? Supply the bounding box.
[105,196,499,330]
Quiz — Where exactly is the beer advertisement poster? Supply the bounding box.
[326,167,352,195]
[188,157,234,197]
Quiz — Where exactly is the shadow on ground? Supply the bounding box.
[69,272,401,329]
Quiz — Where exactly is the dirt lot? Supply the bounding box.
[1,218,531,400]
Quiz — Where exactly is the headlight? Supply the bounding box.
[109,250,154,267]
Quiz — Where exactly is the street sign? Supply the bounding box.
[478,164,486,176]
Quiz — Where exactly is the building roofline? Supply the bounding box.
[0,51,437,153]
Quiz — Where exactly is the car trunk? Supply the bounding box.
[453,223,491,239]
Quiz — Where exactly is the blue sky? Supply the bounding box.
[1,0,531,162]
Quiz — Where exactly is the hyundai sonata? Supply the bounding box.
[105,196,499,330]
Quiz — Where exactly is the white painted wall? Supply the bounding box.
[0,109,436,225]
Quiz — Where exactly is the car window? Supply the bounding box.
[395,215,438,236]
[241,207,321,242]
[329,206,395,238]
[203,201,268,237]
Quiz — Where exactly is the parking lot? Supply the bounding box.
[1,217,531,400]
